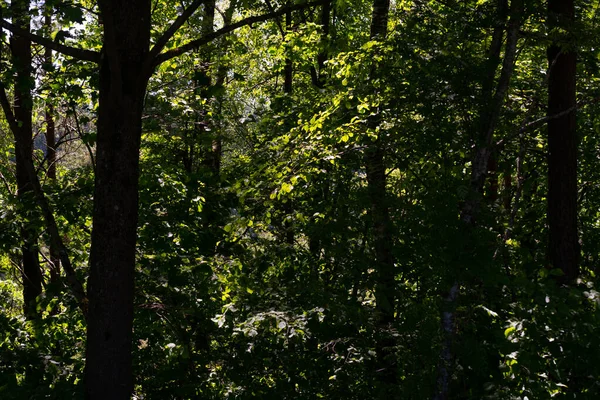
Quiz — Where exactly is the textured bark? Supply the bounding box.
[366,0,397,392]
[547,0,578,282]
[84,1,151,399]
[10,0,43,319]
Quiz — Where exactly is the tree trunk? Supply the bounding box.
[11,0,43,319]
[310,0,331,88]
[44,9,60,284]
[284,3,293,95]
[195,0,215,175]
[547,0,578,282]
[366,0,397,392]
[210,3,235,179]
[283,4,295,245]
[434,1,522,398]
[84,1,151,399]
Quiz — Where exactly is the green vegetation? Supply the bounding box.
[1,0,600,398]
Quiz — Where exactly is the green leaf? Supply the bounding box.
[281,182,294,193]
[504,326,516,338]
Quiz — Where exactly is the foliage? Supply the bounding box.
[2,0,600,398]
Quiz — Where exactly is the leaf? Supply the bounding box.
[478,305,498,318]
[504,326,516,338]
[280,182,294,194]
[61,5,84,24]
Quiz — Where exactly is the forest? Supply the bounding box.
[0,0,599,398]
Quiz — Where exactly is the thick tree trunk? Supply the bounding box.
[11,0,43,319]
[547,0,578,282]
[84,1,151,399]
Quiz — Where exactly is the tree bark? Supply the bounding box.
[10,0,43,319]
[366,0,397,392]
[547,0,578,282]
[84,1,151,399]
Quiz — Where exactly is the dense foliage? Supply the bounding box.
[1,0,600,398]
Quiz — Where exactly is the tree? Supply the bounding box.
[364,0,398,392]
[7,0,43,319]
[3,1,600,398]
[547,0,578,282]
[43,4,60,284]
[435,0,522,397]
[2,1,323,398]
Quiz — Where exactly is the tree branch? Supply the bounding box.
[147,0,207,62]
[0,19,100,62]
[0,83,88,316]
[153,0,323,67]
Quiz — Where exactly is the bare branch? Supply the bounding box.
[0,19,100,63]
[153,0,323,67]
[147,0,207,62]
[0,169,13,193]
[0,83,89,316]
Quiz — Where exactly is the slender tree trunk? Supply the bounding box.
[44,9,60,284]
[284,3,293,95]
[365,0,397,392]
[434,1,522,398]
[487,155,499,202]
[210,3,235,179]
[503,170,512,211]
[317,0,330,75]
[10,0,43,319]
[310,0,331,88]
[196,0,215,175]
[84,1,151,399]
[0,91,88,317]
[308,1,332,255]
[283,4,295,245]
[547,0,578,282]
[204,0,235,179]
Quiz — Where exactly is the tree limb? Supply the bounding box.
[147,0,207,62]
[153,0,323,67]
[0,19,100,63]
